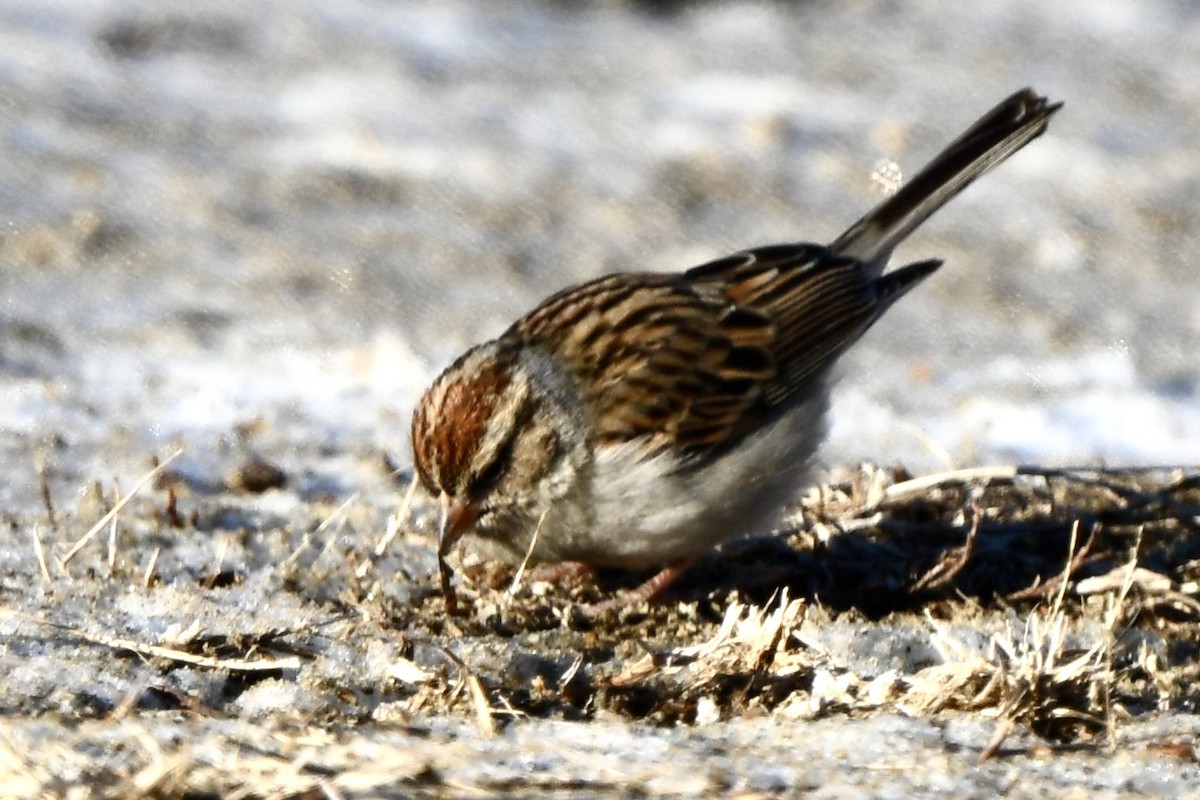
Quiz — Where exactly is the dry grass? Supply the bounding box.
[3,459,1199,795]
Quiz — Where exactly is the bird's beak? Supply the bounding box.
[437,491,476,557]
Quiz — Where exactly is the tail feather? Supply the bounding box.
[870,258,942,320]
[873,260,936,311]
[832,88,1062,272]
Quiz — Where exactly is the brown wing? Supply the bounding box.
[506,90,1060,463]
[511,244,933,462]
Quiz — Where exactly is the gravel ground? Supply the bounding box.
[2,0,1200,797]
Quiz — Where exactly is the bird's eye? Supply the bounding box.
[468,436,514,497]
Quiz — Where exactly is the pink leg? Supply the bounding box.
[581,558,694,617]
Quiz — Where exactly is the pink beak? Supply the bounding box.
[438,492,476,557]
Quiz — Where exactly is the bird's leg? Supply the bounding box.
[580,558,694,618]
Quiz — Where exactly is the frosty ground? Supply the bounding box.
[2,0,1200,796]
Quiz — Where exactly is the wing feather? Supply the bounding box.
[511,241,924,462]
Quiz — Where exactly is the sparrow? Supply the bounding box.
[410,88,1061,614]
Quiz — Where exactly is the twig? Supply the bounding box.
[108,481,123,575]
[979,716,1016,762]
[374,473,418,557]
[163,484,184,528]
[38,459,57,532]
[31,525,51,584]
[505,508,549,606]
[557,654,584,691]
[1036,464,1200,474]
[351,470,417,579]
[880,465,1020,508]
[465,672,496,737]
[1103,526,1143,751]
[911,499,983,593]
[143,547,161,588]
[92,635,301,672]
[282,531,313,569]
[437,646,496,737]
[1052,519,1081,614]
[1003,521,1101,603]
[107,503,119,576]
[0,610,302,672]
[900,421,956,471]
[62,450,182,565]
[106,674,152,722]
[203,537,231,590]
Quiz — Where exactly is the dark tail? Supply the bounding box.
[831,88,1061,272]
[868,258,943,322]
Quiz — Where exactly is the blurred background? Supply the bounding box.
[1,0,1197,512]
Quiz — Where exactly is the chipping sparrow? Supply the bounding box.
[411,88,1061,614]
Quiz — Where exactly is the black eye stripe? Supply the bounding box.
[470,406,531,496]
[471,434,514,495]
[466,391,542,498]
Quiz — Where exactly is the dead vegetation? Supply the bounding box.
[3,459,1200,796]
